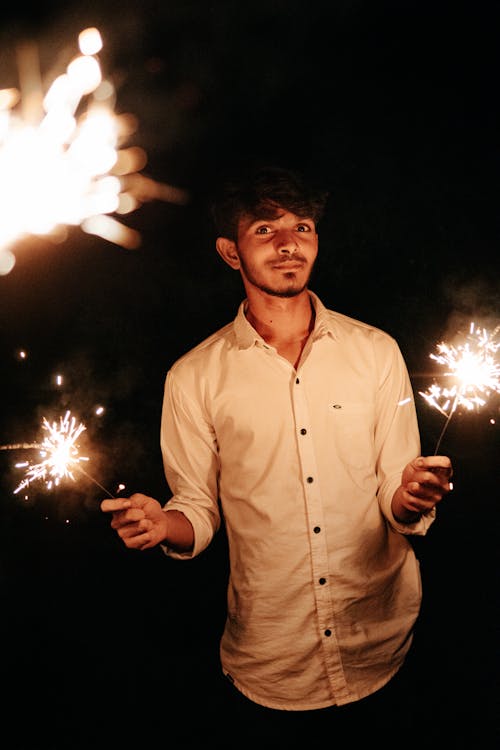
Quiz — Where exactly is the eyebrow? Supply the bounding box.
[249,214,314,226]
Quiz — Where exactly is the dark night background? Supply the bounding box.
[0,1,498,747]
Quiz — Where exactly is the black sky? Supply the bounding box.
[0,2,498,745]
[0,0,498,459]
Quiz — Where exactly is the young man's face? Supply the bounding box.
[232,209,319,298]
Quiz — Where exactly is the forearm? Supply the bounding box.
[162,509,195,552]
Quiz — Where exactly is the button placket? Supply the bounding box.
[291,371,334,632]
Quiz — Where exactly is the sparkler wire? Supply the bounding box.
[73,463,115,498]
[432,397,458,456]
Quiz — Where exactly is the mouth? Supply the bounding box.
[272,262,305,271]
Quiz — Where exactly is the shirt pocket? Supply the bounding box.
[328,401,375,470]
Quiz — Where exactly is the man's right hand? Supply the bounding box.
[101,493,168,550]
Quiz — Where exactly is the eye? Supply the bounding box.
[255,225,272,235]
[297,223,312,233]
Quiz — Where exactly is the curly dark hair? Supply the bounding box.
[210,164,330,241]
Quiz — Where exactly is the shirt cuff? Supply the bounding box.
[388,505,436,536]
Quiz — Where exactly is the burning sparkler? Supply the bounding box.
[419,322,500,454]
[1,409,115,497]
[0,26,188,275]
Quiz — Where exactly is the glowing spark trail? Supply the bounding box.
[0,26,188,275]
[0,443,39,450]
[419,322,500,454]
[1,410,114,497]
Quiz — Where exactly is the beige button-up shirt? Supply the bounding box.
[160,291,434,709]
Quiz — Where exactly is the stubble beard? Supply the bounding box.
[258,280,309,298]
[240,258,315,298]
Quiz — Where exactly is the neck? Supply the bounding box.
[245,289,315,346]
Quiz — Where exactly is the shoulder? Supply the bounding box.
[314,297,404,369]
[169,321,236,378]
[329,309,396,341]
[316,297,399,350]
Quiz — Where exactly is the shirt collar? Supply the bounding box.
[233,291,338,350]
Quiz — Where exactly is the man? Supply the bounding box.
[101,164,452,736]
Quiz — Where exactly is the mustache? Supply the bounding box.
[270,254,308,265]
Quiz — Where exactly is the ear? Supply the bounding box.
[216,237,241,269]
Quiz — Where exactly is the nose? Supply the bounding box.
[275,231,297,255]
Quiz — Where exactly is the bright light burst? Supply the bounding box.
[419,322,500,453]
[0,26,188,275]
[8,410,89,494]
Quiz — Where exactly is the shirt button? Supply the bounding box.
[307,476,313,483]
[319,577,326,585]
[300,428,307,435]
[324,629,332,637]
[313,526,321,534]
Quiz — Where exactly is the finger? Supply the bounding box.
[405,488,437,516]
[109,509,147,532]
[421,456,453,477]
[431,473,453,494]
[115,515,152,533]
[408,469,441,491]
[101,498,131,513]
[119,534,150,550]
[408,480,444,505]
[422,470,454,495]
[120,527,154,549]
[419,470,446,487]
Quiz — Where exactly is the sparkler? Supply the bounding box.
[0,26,188,275]
[1,410,115,497]
[419,322,500,454]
